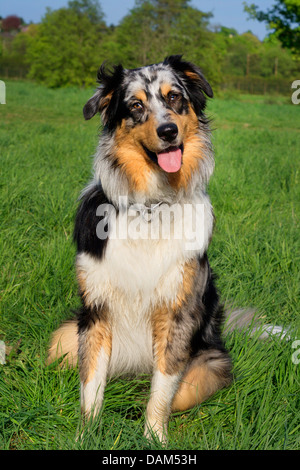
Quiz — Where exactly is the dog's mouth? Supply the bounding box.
[144,144,184,173]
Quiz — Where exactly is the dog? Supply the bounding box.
[47,55,272,443]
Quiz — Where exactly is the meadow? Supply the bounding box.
[0,80,299,450]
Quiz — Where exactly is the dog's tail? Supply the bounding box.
[223,306,291,340]
[47,320,78,366]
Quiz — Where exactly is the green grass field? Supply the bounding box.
[0,80,299,450]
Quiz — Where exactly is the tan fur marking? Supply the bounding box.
[151,303,171,374]
[135,90,147,102]
[114,118,158,192]
[152,259,198,374]
[172,362,211,410]
[172,352,232,411]
[100,90,113,111]
[76,270,97,309]
[184,70,200,82]
[80,318,112,385]
[174,259,198,309]
[77,270,89,301]
[160,83,172,97]
[47,320,78,367]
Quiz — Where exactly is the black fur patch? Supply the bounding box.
[190,254,227,356]
[74,184,115,260]
[76,301,108,333]
[83,64,129,131]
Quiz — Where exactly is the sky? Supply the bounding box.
[0,0,276,40]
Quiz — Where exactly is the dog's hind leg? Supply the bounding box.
[78,307,112,419]
[171,349,232,412]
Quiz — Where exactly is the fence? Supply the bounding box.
[0,64,29,79]
[221,75,294,96]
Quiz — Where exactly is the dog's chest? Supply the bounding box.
[77,236,186,309]
[76,195,213,375]
[77,194,213,303]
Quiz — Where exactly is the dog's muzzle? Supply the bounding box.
[143,123,183,173]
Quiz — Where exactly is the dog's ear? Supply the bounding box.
[83,63,124,126]
[83,88,103,120]
[163,55,213,115]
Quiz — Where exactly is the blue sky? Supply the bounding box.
[0,0,275,40]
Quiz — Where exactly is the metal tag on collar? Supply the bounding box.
[141,202,162,223]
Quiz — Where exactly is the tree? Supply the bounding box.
[108,0,197,67]
[2,15,22,32]
[101,0,220,87]
[221,32,262,77]
[26,1,107,87]
[68,0,105,24]
[218,26,239,37]
[140,0,192,30]
[259,40,298,77]
[244,0,300,54]
[105,1,158,66]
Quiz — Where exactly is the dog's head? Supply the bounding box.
[83,55,214,199]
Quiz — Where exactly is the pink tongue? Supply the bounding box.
[157,147,182,173]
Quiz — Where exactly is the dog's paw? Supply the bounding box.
[144,421,168,446]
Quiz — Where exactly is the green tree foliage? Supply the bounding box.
[68,0,105,23]
[26,0,107,87]
[244,0,300,53]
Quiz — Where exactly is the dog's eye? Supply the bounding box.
[131,101,143,111]
[168,92,181,102]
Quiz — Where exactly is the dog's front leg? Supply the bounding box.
[145,368,183,444]
[145,302,193,444]
[78,312,112,420]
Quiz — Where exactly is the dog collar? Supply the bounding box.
[141,202,163,222]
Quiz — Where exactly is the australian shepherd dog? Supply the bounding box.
[48,55,253,442]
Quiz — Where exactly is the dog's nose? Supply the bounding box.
[157,123,178,143]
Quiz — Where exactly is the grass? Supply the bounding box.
[0,80,299,450]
